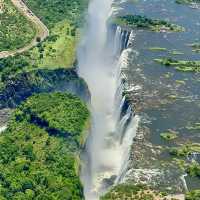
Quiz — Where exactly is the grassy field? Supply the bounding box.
[0,0,36,51]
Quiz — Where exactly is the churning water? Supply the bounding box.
[78,0,139,199]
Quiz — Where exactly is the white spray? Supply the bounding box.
[78,0,139,199]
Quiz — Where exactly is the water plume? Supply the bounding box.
[78,0,139,199]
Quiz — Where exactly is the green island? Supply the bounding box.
[22,0,88,68]
[0,92,89,200]
[176,0,200,4]
[168,143,200,178]
[154,58,200,72]
[113,15,185,32]
[160,130,178,141]
[169,143,200,157]
[0,0,36,51]
[148,47,167,51]
[188,42,200,53]
[101,184,168,200]
[186,122,200,130]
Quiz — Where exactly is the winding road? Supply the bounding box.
[0,0,49,59]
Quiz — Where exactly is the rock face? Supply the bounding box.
[0,68,90,109]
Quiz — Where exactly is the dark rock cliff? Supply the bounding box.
[0,68,90,109]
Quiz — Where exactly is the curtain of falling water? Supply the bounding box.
[78,0,139,199]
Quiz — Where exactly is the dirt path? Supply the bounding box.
[0,0,49,59]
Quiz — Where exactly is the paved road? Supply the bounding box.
[0,0,49,59]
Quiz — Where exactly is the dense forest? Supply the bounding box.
[0,93,89,200]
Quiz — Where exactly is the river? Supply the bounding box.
[78,0,200,198]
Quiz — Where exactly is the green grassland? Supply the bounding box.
[30,20,77,69]
[0,0,36,51]
[0,92,89,200]
[23,0,88,68]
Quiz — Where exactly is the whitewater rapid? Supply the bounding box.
[78,0,139,199]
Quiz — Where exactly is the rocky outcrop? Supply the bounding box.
[0,68,90,109]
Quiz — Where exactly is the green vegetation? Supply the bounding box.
[186,162,200,177]
[170,50,184,55]
[154,58,200,72]
[0,92,89,200]
[24,0,88,29]
[0,0,36,51]
[160,130,178,140]
[186,122,200,130]
[176,0,200,4]
[113,15,184,32]
[188,42,200,53]
[0,0,91,199]
[148,47,167,51]
[101,184,164,200]
[175,80,186,85]
[169,143,200,157]
[186,190,200,200]
[16,93,89,146]
[0,0,88,82]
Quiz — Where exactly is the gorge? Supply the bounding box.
[78,0,139,199]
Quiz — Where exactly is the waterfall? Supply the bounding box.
[0,126,6,133]
[78,0,139,199]
[180,174,188,192]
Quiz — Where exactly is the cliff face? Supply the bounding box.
[0,68,90,109]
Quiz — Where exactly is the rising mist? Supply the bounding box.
[78,0,139,199]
